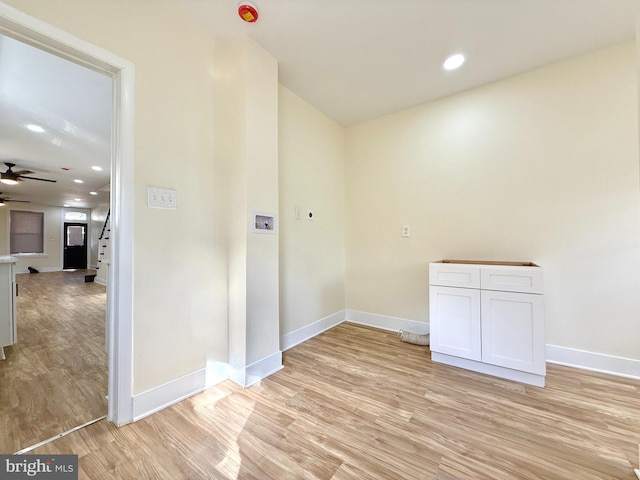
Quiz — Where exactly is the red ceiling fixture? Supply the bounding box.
[238,3,259,23]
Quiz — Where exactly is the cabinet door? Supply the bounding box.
[11,281,17,344]
[481,290,545,375]
[0,264,13,347]
[430,286,481,361]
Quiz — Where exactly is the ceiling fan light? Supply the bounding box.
[26,123,45,133]
[1,178,18,186]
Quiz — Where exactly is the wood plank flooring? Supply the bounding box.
[28,322,640,479]
[0,270,107,454]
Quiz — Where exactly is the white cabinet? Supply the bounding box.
[0,256,18,352]
[429,260,545,387]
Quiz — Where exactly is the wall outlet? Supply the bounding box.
[148,187,177,209]
[402,225,410,237]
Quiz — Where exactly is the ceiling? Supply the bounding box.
[0,33,112,209]
[174,0,640,126]
[0,0,639,208]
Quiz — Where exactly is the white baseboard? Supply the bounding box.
[280,310,345,351]
[16,267,60,274]
[546,344,640,380]
[16,267,101,274]
[205,361,229,389]
[229,350,283,388]
[132,361,229,421]
[345,309,429,334]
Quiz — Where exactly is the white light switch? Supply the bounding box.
[148,187,177,209]
[402,225,410,237]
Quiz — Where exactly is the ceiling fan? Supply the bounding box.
[0,192,31,206]
[1,162,57,185]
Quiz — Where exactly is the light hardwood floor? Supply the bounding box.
[27,322,640,479]
[0,270,107,454]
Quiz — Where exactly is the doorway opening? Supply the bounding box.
[0,3,135,432]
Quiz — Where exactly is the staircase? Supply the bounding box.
[95,209,110,286]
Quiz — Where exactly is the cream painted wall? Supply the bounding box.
[2,0,230,393]
[0,203,63,272]
[244,40,280,366]
[279,86,345,334]
[345,42,640,361]
[226,37,280,381]
[223,40,249,377]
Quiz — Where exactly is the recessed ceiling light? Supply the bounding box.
[73,179,84,184]
[74,198,82,202]
[26,124,45,133]
[443,53,465,71]
[91,165,102,171]
[90,191,98,196]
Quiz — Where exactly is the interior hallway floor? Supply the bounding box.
[0,270,107,454]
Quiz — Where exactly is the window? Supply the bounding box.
[64,211,88,222]
[10,210,44,254]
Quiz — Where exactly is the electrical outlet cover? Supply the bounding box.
[148,187,177,209]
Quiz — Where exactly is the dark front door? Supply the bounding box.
[63,223,87,270]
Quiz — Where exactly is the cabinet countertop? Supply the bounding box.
[432,259,540,267]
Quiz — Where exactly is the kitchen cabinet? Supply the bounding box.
[429,260,545,387]
[0,256,18,353]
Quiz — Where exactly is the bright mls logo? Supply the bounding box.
[0,455,78,479]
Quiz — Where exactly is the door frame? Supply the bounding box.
[0,3,135,425]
